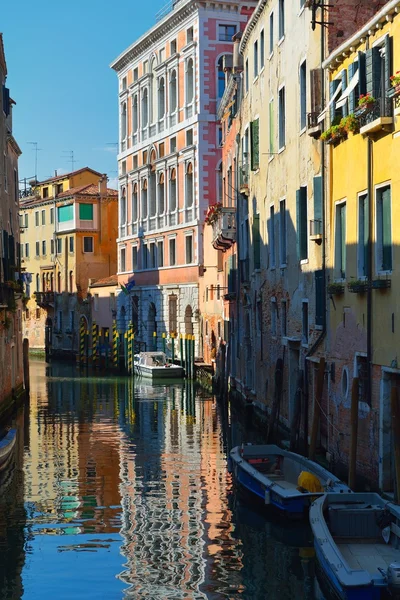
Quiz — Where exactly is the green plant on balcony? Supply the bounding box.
[340,114,359,134]
[321,123,347,144]
[391,71,400,87]
[348,279,369,293]
[327,282,345,295]
[358,93,375,107]
[205,202,222,225]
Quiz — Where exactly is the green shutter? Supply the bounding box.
[253,214,261,270]
[341,69,348,117]
[360,194,369,277]
[79,203,93,220]
[340,204,346,278]
[358,51,367,96]
[382,187,392,271]
[315,269,324,327]
[330,79,340,123]
[300,187,308,260]
[385,36,393,94]
[366,47,381,99]
[313,176,322,222]
[348,62,357,113]
[250,119,260,170]
[296,189,300,260]
[58,205,73,223]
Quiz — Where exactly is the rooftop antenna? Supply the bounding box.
[27,142,42,181]
[62,150,76,171]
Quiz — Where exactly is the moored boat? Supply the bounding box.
[229,444,350,518]
[0,429,17,470]
[133,352,184,380]
[310,492,400,600]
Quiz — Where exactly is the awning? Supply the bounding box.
[336,70,359,108]
[317,81,343,123]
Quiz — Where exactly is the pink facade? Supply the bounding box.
[111,0,256,354]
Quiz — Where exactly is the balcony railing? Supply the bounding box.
[0,283,14,308]
[240,258,250,285]
[34,291,55,307]
[212,207,236,251]
[357,98,393,133]
[307,112,323,138]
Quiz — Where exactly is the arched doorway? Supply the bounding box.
[147,303,156,350]
[185,305,193,336]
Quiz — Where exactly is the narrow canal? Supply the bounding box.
[0,359,329,599]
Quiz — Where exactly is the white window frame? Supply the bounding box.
[375,181,392,275]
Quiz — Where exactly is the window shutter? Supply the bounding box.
[269,102,274,153]
[299,187,308,260]
[250,119,260,171]
[310,68,322,115]
[296,189,300,260]
[348,62,358,113]
[313,175,322,222]
[366,47,381,99]
[340,205,346,278]
[252,214,261,270]
[330,80,340,123]
[382,188,392,271]
[341,69,348,117]
[315,269,325,327]
[385,35,393,93]
[358,51,367,96]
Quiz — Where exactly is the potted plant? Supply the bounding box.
[340,114,359,135]
[355,94,375,116]
[205,202,222,225]
[388,71,400,97]
[348,279,369,293]
[327,282,345,295]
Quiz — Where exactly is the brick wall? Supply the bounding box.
[328,0,389,53]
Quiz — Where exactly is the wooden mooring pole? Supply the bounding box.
[23,338,30,395]
[309,357,326,461]
[348,377,359,490]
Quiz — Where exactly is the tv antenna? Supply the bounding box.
[27,142,42,181]
[62,150,76,171]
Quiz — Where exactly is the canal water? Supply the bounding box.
[0,359,329,600]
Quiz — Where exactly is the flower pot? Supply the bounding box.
[354,103,374,117]
[327,284,344,295]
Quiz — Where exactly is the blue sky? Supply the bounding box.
[2,0,167,189]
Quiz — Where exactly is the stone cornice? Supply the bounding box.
[7,133,22,157]
[240,0,267,55]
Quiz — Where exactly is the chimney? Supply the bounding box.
[233,32,243,73]
[99,174,108,196]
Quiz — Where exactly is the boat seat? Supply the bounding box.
[329,506,385,540]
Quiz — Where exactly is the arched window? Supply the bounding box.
[141,179,148,219]
[120,187,126,226]
[121,102,127,140]
[158,77,165,120]
[150,165,156,217]
[169,168,177,212]
[158,172,165,215]
[42,273,45,292]
[217,56,226,99]
[186,162,193,208]
[132,183,138,222]
[169,70,177,113]
[57,272,61,293]
[142,88,149,127]
[69,271,73,293]
[132,94,138,132]
[186,58,194,105]
[151,58,157,124]
[50,272,54,291]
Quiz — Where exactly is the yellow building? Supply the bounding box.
[323,0,400,491]
[20,168,118,352]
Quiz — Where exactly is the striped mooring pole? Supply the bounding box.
[112,320,119,369]
[180,334,184,370]
[127,323,133,375]
[92,321,98,368]
[79,320,86,367]
[171,333,175,364]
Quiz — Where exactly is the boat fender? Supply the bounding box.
[265,490,271,505]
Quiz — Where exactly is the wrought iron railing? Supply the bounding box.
[34,291,55,306]
[394,95,400,111]
[307,112,321,129]
[357,98,393,129]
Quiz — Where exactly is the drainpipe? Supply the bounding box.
[367,137,373,406]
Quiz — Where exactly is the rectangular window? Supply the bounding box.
[269,12,274,55]
[133,67,139,81]
[297,186,308,261]
[250,118,259,170]
[69,236,74,253]
[185,235,193,264]
[120,247,126,272]
[281,300,287,337]
[83,237,93,253]
[42,240,46,256]
[260,30,265,69]
[335,202,346,279]
[186,129,193,146]
[300,60,307,130]
[24,213,28,228]
[132,246,138,270]
[56,183,63,195]
[42,187,48,198]
[50,208,54,224]
[187,27,194,44]
[158,241,164,268]
[169,238,176,266]
[302,301,309,345]
[278,87,286,149]
[51,239,54,255]
[35,211,39,226]
[254,40,259,78]
[358,193,368,278]
[150,242,156,268]
[245,59,249,92]
[41,210,46,225]
[56,238,62,253]
[219,24,236,41]
[279,0,285,40]
[376,185,392,272]
[271,300,277,337]
[159,143,165,158]
[35,241,40,257]
[58,205,73,223]
[25,243,29,258]
[170,137,177,153]
[253,214,261,270]
[170,40,177,55]
[269,206,275,268]
[279,199,286,265]
[79,204,93,220]
[269,99,274,154]
[143,244,148,269]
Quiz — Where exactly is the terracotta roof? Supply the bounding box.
[89,275,118,288]
[38,167,102,184]
[57,184,118,199]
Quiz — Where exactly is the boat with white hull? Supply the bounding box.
[133,352,184,380]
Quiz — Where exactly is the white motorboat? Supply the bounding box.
[133,352,184,380]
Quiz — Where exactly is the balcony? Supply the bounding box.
[212,207,236,251]
[357,98,393,136]
[34,291,55,307]
[310,219,322,244]
[0,283,14,309]
[239,162,249,195]
[307,112,323,139]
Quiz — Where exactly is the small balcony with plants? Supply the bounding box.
[355,93,393,135]
[320,114,359,146]
[327,282,345,296]
[206,204,236,251]
[347,279,369,294]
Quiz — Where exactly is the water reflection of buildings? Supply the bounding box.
[118,382,243,599]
